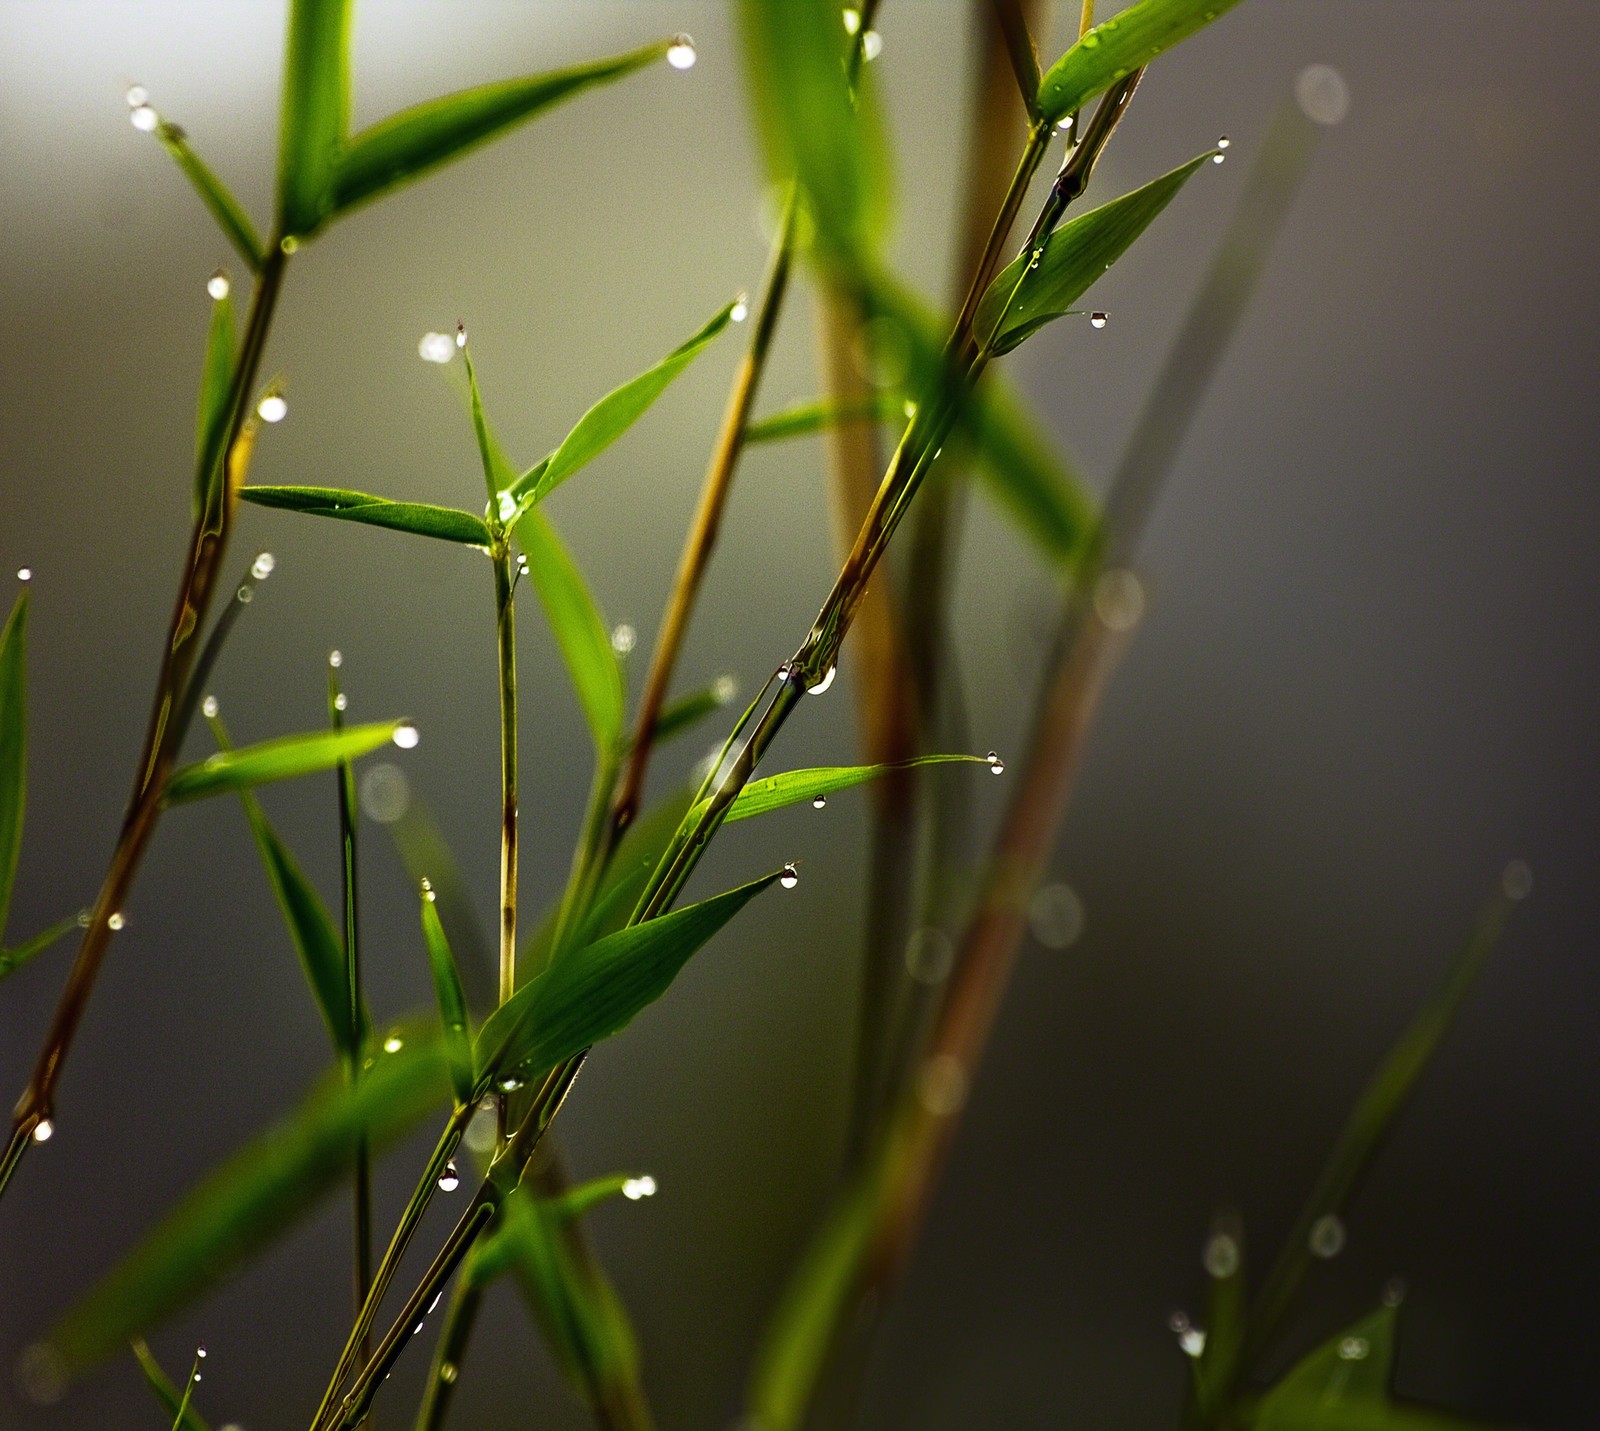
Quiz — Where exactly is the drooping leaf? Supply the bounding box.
[0,910,82,983]
[48,1030,451,1373]
[510,301,740,508]
[193,285,236,519]
[243,485,492,547]
[276,0,352,237]
[0,590,26,941]
[744,392,907,445]
[329,42,668,218]
[419,884,474,1103]
[477,872,779,1087]
[1036,0,1246,126]
[461,344,518,508]
[651,679,737,746]
[543,1173,648,1224]
[164,722,405,805]
[975,152,1213,355]
[156,123,264,272]
[132,1340,211,1431]
[720,755,988,824]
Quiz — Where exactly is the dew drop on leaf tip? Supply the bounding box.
[730,295,749,323]
[124,84,148,108]
[393,723,420,749]
[31,1118,53,1144]
[16,567,30,582]
[780,863,799,890]
[333,693,347,712]
[328,649,342,668]
[666,34,696,70]
[622,1175,657,1200]
[130,104,159,132]
[207,271,230,301]
[1090,311,1108,329]
[201,695,219,719]
[812,795,826,809]
[257,394,287,423]
[842,8,860,35]
[862,29,883,61]
[611,622,636,655]
[985,751,1005,775]
[251,551,275,579]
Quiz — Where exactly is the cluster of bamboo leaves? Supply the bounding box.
[0,1,1525,1428]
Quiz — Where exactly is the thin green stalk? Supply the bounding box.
[493,549,518,1009]
[414,1276,482,1431]
[2,244,289,1198]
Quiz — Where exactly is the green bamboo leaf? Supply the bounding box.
[419,883,474,1103]
[47,1030,451,1373]
[329,41,669,218]
[721,754,989,824]
[1036,0,1247,125]
[155,123,264,272]
[0,910,83,983]
[651,678,737,746]
[276,0,352,238]
[744,392,907,445]
[193,284,235,520]
[1194,1220,1246,1418]
[477,871,780,1087]
[544,1172,650,1223]
[132,1341,210,1431]
[243,485,492,546]
[570,786,697,955]
[512,507,623,754]
[975,152,1213,355]
[510,300,740,508]
[164,722,406,805]
[460,342,518,508]
[1263,1306,1398,1411]
[0,590,26,942]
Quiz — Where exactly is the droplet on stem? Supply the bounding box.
[842,9,861,35]
[31,1118,54,1144]
[201,695,219,719]
[333,692,347,712]
[808,665,836,695]
[1202,1232,1240,1279]
[206,270,230,301]
[496,491,517,524]
[1308,1213,1346,1259]
[985,750,1005,775]
[130,105,159,132]
[251,551,275,580]
[437,1160,460,1192]
[107,912,125,931]
[328,649,343,669]
[730,294,749,323]
[666,34,697,69]
[862,29,883,61]
[780,863,799,890]
[1089,311,1108,329]
[421,877,436,902]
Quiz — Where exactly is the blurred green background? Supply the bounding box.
[2,2,1597,1426]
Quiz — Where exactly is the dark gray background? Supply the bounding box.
[2,2,1597,1427]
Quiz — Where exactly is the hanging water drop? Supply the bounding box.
[196,1345,207,1359]
[125,84,149,108]
[780,863,799,890]
[496,491,517,523]
[842,8,861,34]
[334,693,347,712]
[31,1118,53,1144]
[421,877,436,902]
[251,551,275,580]
[130,104,159,132]
[455,322,467,348]
[1308,1214,1346,1259]
[808,664,836,695]
[279,235,300,254]
[438,1160,460,1192]
[1179,1327,1207,1358]
[207,270,231,301]
[1202,1232,1240,1279]
[986,751,1005,775]
[812,795,826,809]
[730,295,749,323]
[393,723,420,749]
[16,568,31,582]
[107,912,125,931]
[1056,114,1074,132]
[1089,311,1108,329]
[1216,136,1230,150]
[383,1034,404,1054]
[201,695,219,719]
[712,674,737,704]
[328,649,343,669]
[417,331,456,364]
[499,1075,523,1092]
[611,622,636,655]
[257,394,288,423]
[666,34,697,69]
[236,584,253,604]
[622,1175,657,1200]
[439,1363,459,1385]
[1212,151,1225,164]
[862,29,883,60]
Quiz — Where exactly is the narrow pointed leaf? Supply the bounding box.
[47,1030,451,1373]
[651,680,737,746]
[419,886,474,1103]
[194,286,236,519]
[744,393,907,445]
[461,346,517,506]
[477,872,780,1086]
[243,485,491,546]
[1263,1306,1399,1411]
[511,301,740,506]
[0,591,25,941]
[975,152,1213,355]
[544,1173,645,1223]
[132,1341,210,1431]
[1036,0,1246,125]
[329,42,668,217]
[156,123,263,272]
[1,910,82,983]
[513,507,624,754]
[571,785,697,955]
[722,755,988,824]
[276,0,352,237]
[164,722,404,805]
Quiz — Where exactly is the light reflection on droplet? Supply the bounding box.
[1308,1213,1346,1259]
[862,29,883,61]
[1202,1232,1240,1280]
[333,693,347,712]
[780,863,799,890]
[130,105,159,132]
[439,1363,459,1385]
[16,568,31,582]
[730,295,749,323]
[622,1175,657,1200]
[107,912,125,931]
[985,750,1005,775]
[418,331,456,364]
[125,84,149,108]
[611,623,636,655]
[712,675,737,704]
[1338,1336,1370,1361]
[1179,1328,1207,1358]
[257,394,288,423]
[201,695,219,719]
[496,491,517,524]
[464,1098,498,1153]
[384,1034,404,1054]
[1089,311,1108,329]
[437,1160,460,1192]
[392,723,420,749]
[251,551,275,580]
[31,1118,54,1145]
[812,795,826,809]
[666,34,697,69]
[207,271,231,301]
[842,8,861,35]
[807,665,836,695]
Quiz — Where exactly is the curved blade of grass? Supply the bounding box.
[1036,0,1246,125]
[47,1029,451,1373]
[477,871,780,1087]
[543,1172,644,1223]
[651,679,737,746]
[975,151,1213,355]
[0,910,82,982]
[276,0,352,237]
[329,41,668,218]
[512,507,623,754]
[156,122,263,272]
[193,284,235,520]
[722,754,988,824]
[164,721,404,805]
[511,300,741,508]
[132,1341,211,1431]
[0,590,26,941]
[460,344,517,507]
[420,885,474,1103]
[243,485,491,546]
[744,393,907,445]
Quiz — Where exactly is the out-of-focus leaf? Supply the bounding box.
[975,152,1212,355]
[477,872,779,1087]
[512,508,623,754]
[48,1030,451,1373]
[276,0,352,237]
[744,393,906,445]
[1195,1220,1246,1417]
[544,1173,646,1223]
[243,485,492,547]
[510,301,739,508]
[164,722,404,805]
[0,591,26,941]
[461,345,518,507]
[0,911,82,983]
[329,42,668,217]
[1036,0,1246,125]
[132,1340,210,1431]
[194,285,236,519]
[720,755,987,824]
[420,884,474,1103]
[650,680,737,746]
[156,123,263,272]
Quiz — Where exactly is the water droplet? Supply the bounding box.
[107,912,125,931]
[236,584,253,604]
[1169,1310,1190,1334]
[1093,568,1145,630]
[1308,1213,1346,1258]
[417,331,456,364]
[499,1075,523,1092]
[201,695,219,719]
[1211,152,1226,164]
[1028,882,1084,949]
[439,1362,459,1385]
[1202,1233,1240,1279]
[622,1175,657,1200]
[666,34,697,69]
[17,1341,67,1404]
[334,692,350,714]
[392,723,420,749]
[130,104,159,132]
[384,1034,404,1054]
[905,927,954,984]
[917,1054,968,1115]
[985,751,1005,775]
[779,863,799,890]
[125,84,149,108]
[279,235,300,254]
[196,1345,207,1359]
[1089,311,1108,329]
[842,8,861,35]
[421,878,436,903]
[1502,859,1532,900]
[192,1372,202,1384]
[1216,136,1230,150]
[464,1098,498,1152]
[812,795,826,809]
[1056,115,1074,132]
[361,763,410,824]
[1295,63,1351,125]
[1179,1327,1207,1358]
[455,322,467,348]
[712,674,737,704]
[251,551,275,580]
[610,622,636,655]
[31,1118,54,1144]
[207,270,230,301]
[862,29,883,60]
[76,910,92,928]
[1338,1336,1369,1361]
[1081,33,1100,48]
[16,568,30,582]
[807,664,836,695]
[438,1160,460,1192]
[1382,1276,1408,1307]
[257,394,288,424]
[496,490,517,524]
[730,295,749,323]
